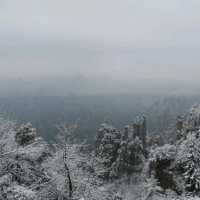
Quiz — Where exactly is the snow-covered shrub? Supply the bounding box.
[4,185,36,200]
[150,144,176,163]
[0,117,17,153]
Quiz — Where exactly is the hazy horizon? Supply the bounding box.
[1,0,200,93]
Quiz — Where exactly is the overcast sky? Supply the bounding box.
[0,0,200,82]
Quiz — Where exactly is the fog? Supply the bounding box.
[0,0,200,94]
[2,2,200,198]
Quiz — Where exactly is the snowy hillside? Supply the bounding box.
[1,105,200,199]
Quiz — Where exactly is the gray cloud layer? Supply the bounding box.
[0,0,200,82]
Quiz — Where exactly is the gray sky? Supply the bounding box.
[0,0,200,82]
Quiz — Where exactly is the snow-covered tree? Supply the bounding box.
[176,132,200,192]
[56,122,79,199]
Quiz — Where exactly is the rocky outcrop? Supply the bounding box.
[15,123,36,146]
[149,104,200,195]
[95,120,146,179]
[148,144,180,194]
